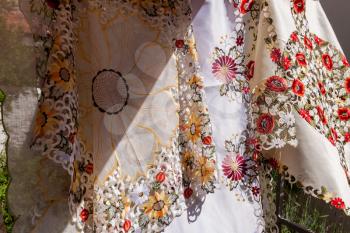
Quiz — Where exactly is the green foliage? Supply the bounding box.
[280,183,345,233]
[0,89,14,232]
[0,155,14,233]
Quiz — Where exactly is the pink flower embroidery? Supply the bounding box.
[222,154,247,181]
[212,55,238,82]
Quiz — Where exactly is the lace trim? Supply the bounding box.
[24,0,218,231]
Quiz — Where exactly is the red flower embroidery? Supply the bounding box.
[318,81,326,95]
[84,162,93,175]
[155,172,166,183]
[243,86,250,94]
[304,36,313,50]
[212,55,238,82]
[342,56,350,67]
[123,220,132,232]
[338,107,350,121]
[290,32,299,42]
[345,77,350,93]
[316,106,327,125]
[292,79,305,96]
[314,35,324,46]
[246,60,255,80]
[256,114,275,134]
[330,197,345,209]
[239,0,255,14]
[296,52,307,66]
[202,136,212,145]
[270,48,281,63]
[282,56,291,70]
[251,186,260,196]
[236,35,244,46]
[328,135,336,146]
[345,132,350,143]
[175,39,184,48]
[222,154,247,181]
[184,187,193,199]
[80,209,89,222]
[322,54,333,70]
[266,76,288,92]
[329,128,338,146]
[293,0,305,13]
[299,109,312,123]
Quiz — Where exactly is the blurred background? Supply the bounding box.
[322,0,350,57]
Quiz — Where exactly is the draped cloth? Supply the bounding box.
[20,0,350,232]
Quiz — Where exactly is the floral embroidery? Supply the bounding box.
[345,77,350,93]
[265,76,288,92]
[232,0,255,14]
[322,53,334,71]
[330,197,346,210]
[213,0,262,203]
[270,48,282,63]
[256,114,275,134]
[183,187,193,199]
[28,0,217,231]
[293,0,305,14]
[212,55,239,83]
[222,133,260,201]
[338,107,350,121]
[222,154,247,181]
[299,109,312,123]
[296,52,307,66]
[79,208,90,223]
[291,79,305,96]
[304,36,313,50]
[123,219,132,232]
[143,191,172,219]
[129,183,150,205]
[252,0,350,217]
[184,112,203,143]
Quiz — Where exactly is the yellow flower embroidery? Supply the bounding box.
[184,112,202,143]
[143,191,170,219]
[33,103,58,138]
[48,58,75,92]
[195,156,215,185]
[181,150,196,169]
[188,75,203,88]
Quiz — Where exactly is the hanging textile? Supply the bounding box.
[18,0,350,232]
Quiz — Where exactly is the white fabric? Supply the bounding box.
[166,1,263,233]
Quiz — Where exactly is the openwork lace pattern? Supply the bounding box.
[24,0,218,232]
